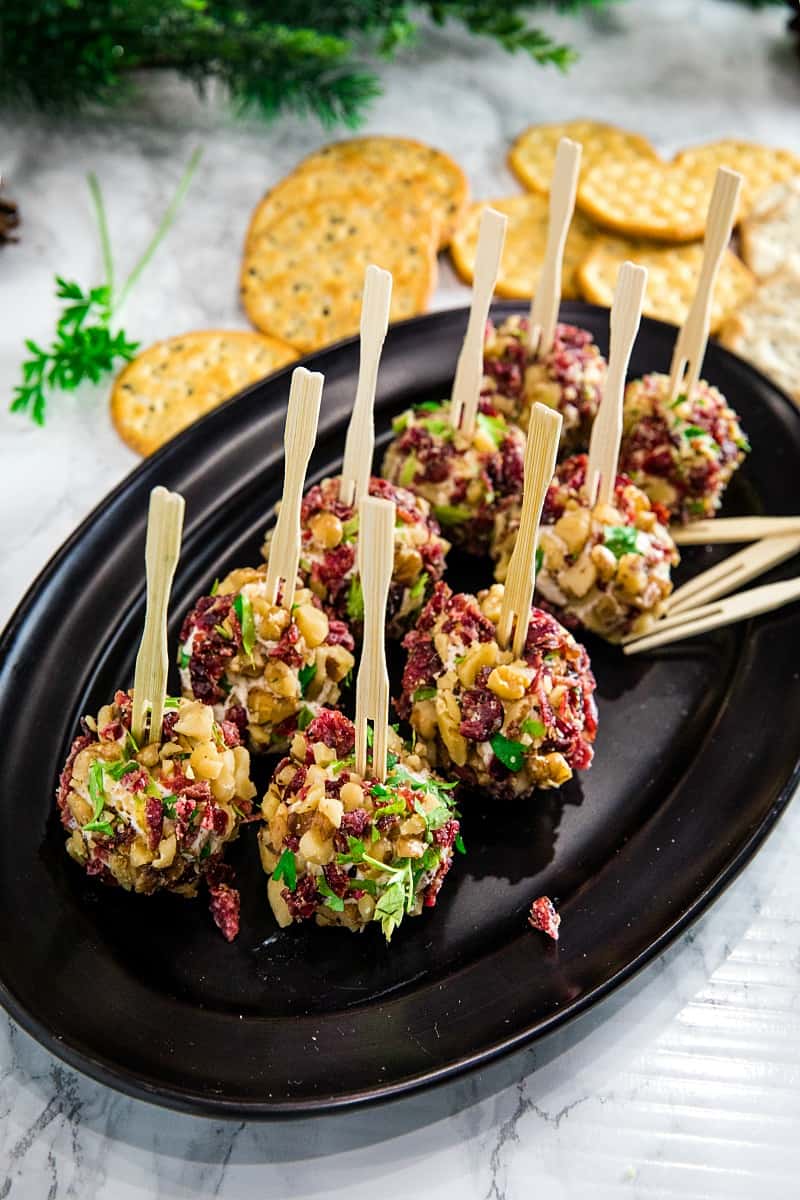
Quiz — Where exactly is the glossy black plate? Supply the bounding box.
[1,302,799,1118]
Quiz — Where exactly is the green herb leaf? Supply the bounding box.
[490,731,527,772]
[412,685,437,702]
[433,503,473,526]
[87,760,106,820]
[346,575,364,622]
[399,453,418,488]
[200,840,213,860]
[82,818,114,836]
[420,417,453,439]
[178,646,191,669]
[102,759,140,781]
[535,545,544,575]
[476,411,507,448]
[521,718,546,739]
[455,833,466,855]
[409,571,429,601]
[373,798,406,820]
[233,591,256,655]
[272,848,297,891]
[297,706,314,731]
[604,525,641,560]
[336,836,366,865]
[374,878,406,941]
[350,876,378,896]
[669,392,688,410]
[317,876,345,911]
[415,401,446,413]
[298,662,317,695]
[391,412,409,435]
[341,515,359,542]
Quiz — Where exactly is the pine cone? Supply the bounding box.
[0,183,19,244]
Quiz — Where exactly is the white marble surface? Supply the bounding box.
[2,1,800,1195]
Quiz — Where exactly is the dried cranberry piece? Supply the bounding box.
[459,688,503,742]
[432,818,459,849]
[144,796,164,851]
[305,710,355,757]
[208,882,240,942]
[322,862,350,898]
[283,874,319,921]
[528,895,560,941]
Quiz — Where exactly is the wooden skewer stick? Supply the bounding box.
[622,575,800,655]
[450,206,507,438]
[528,137,582,359]
[585,261,647,508]
[265,366,324,609]
[497,403,562,658]
[339,264,393,507]
[668,167,742,404]
[666,535,800,614]
[132,486,185,745]
[671,516,800,545]
[354,496,396,782]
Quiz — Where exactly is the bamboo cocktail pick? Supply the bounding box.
[666,535,800,614]
[497,402,562,658]
[528,136,582,359]
[339,264,393,507]
[585,262,648,507]
[265,366,324,609]
[354,495,396,782]
[449,206,507,438]
[668,167,742,404]
[623,575,800,655]
[672,516,800,545]
[132,486,185,745]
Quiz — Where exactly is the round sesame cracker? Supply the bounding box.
[508,120,659,196]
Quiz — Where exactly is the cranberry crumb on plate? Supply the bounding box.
[56,691,257,941]
[397,581,597,800]
[262,476,449,639]
[179,566,355,755]
[482,315,607,449]
[381,397,525,554]
[258,709,461,939]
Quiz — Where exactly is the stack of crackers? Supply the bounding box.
[113,137,468,455]
[113,123,800,457]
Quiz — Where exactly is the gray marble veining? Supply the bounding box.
[2,2,800,1195]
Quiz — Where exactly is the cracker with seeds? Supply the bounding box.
[577,157,717,242]
[241,191,439,352]
[449,194,598,299]
[111,330,298,456]
[740,177,800,280]
[719,267,800,404]
[245,137,468,250]
[508,120,658,195]
[579,236,755,332]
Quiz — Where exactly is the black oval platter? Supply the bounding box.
[1,301,799,1118]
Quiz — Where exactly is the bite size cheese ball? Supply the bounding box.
[56,691,257,940]
[397,581,597,800]
[262,476,449,639]
[498,454,678,644]
[258,709,461,940]
[179,565,355,754]
[620,373,750,523]
[482,315,607,448]
[381,398,525,554]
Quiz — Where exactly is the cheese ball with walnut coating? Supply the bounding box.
[258,709,460,940]
[397,581,597,800]
[262,476,449,639]
[179,565,355,755]
[381,398,525,554]
[56,690,257,941]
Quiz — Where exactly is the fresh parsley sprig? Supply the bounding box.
[10,148,202,426]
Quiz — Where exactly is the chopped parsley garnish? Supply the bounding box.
[317,876,345,912]
[373,798,407,820]
[489,731,526,772]
[350,877,378,895]
[163,696,180,709]
[83,818,114,836]
[298,662,317,695]
[604,525,641,560]
[687,499,706,515]
[346,575,364,623]
[374,876,408,941]
[178,646,191,669]
[392,412,409,435]
[423,802,452,830]
[433,503,473,526]
[521,718,546,739]
[415,400,445,412]
[161,794,178,818]
[200,840,213,860]
[476,411,507,448]
[413,685,437,702]
[103,759,139,781]
[409,571,429,601]
[535,545,544,575]
[399,453,418,488]
[455,833,466,854]
[683,425,707,439]
[421,416,453,439]
[336,836,366,865]
[341,515,359,542]
[272,848,297,891]
[297,707,314,731]
[210,578,220,596]
[669,392,687,410]
[87,759,106,820]
[233,591,256,655]
[213,623,231,639]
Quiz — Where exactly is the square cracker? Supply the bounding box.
[719,267,800,404]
